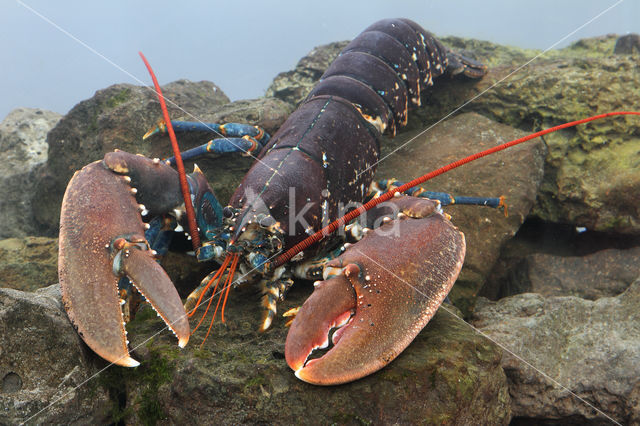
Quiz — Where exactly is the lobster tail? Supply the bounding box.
[308,18,486,136]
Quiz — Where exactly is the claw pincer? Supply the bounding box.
[286,198,465,385]
[59,153,191,367]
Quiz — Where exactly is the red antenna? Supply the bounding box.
[270,111,640,268]
[139,52,201,250]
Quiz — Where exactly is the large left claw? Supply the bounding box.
[285,197,465,385]
[59,153,191,367]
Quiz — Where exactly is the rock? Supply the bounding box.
[440,36,542,68]
[496,246,640,300]
[559,34,619,58]
[266,41,349,106]
[0,237,58,292]
[376,112,546,315]
[112,286,511,424]
[0,108,61,238]
[614,34,640,55]
[0,285,110,424]
[459,45,640,235]
[33,81,292,235]
[472,278,640,424]
[33,80,228,235]
[396,35,640,235]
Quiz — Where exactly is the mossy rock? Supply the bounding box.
[105,283,510,425]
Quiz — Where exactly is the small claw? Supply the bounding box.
[285,206,465,385]
[142,120,167,140]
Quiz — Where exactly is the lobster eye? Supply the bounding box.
[223,206,234,218]
[259,215,276,228]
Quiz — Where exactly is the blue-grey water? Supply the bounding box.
[1,0,638,119]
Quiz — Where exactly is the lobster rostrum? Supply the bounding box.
[61,18,635,385]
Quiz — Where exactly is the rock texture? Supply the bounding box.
[614,33,640,55]
[266,41,349,106]
[497,246,640,300]
[0,237,58,292]
[473,279,640,424]
[376,112,546,315]
[117,292,510,425]
[0,108,61,238]
[0,285,110,424]
[428,41,640,235]
[32,81,291,235]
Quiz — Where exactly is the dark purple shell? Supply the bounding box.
[230,18,485,248]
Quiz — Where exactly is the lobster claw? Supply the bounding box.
[285,197,465,385]
[59,153,190,367]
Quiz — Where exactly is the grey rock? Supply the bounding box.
[0,284,110,424]
[399,35,640,235]
[33,81,292,235]
[472,278,640,424]
[462,51,640,235]
[0,237,58,292]
[499,247,640,300]
[118,293,510,425]
[266,41,349,106]
[33,80,228,235]
[614,33,640,55]
[0,108,61,238]
[376,112,546,315]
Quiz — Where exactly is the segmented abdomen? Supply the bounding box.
[308,18,452,135]
[230,18,485,247]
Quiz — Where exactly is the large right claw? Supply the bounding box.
[59,152,191,367]
[285,196,465,385]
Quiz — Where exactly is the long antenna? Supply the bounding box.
[139,52,201,250]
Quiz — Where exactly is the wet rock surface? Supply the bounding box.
[0,284,110,424]
[472,278,640,425]
[376,112,546,315]
[118,291,510,425]
[32,81,291,235]
[0,108,61,238]
[0,236,58,292]
[495,246,640,300]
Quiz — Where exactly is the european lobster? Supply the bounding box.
[58,18,636,386]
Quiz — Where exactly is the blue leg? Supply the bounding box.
[165,137,265,166]
[370,179,507,211]
[144,120,270,144]
[144,120,271,165]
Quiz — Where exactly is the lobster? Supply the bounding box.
[59,17,586,385]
